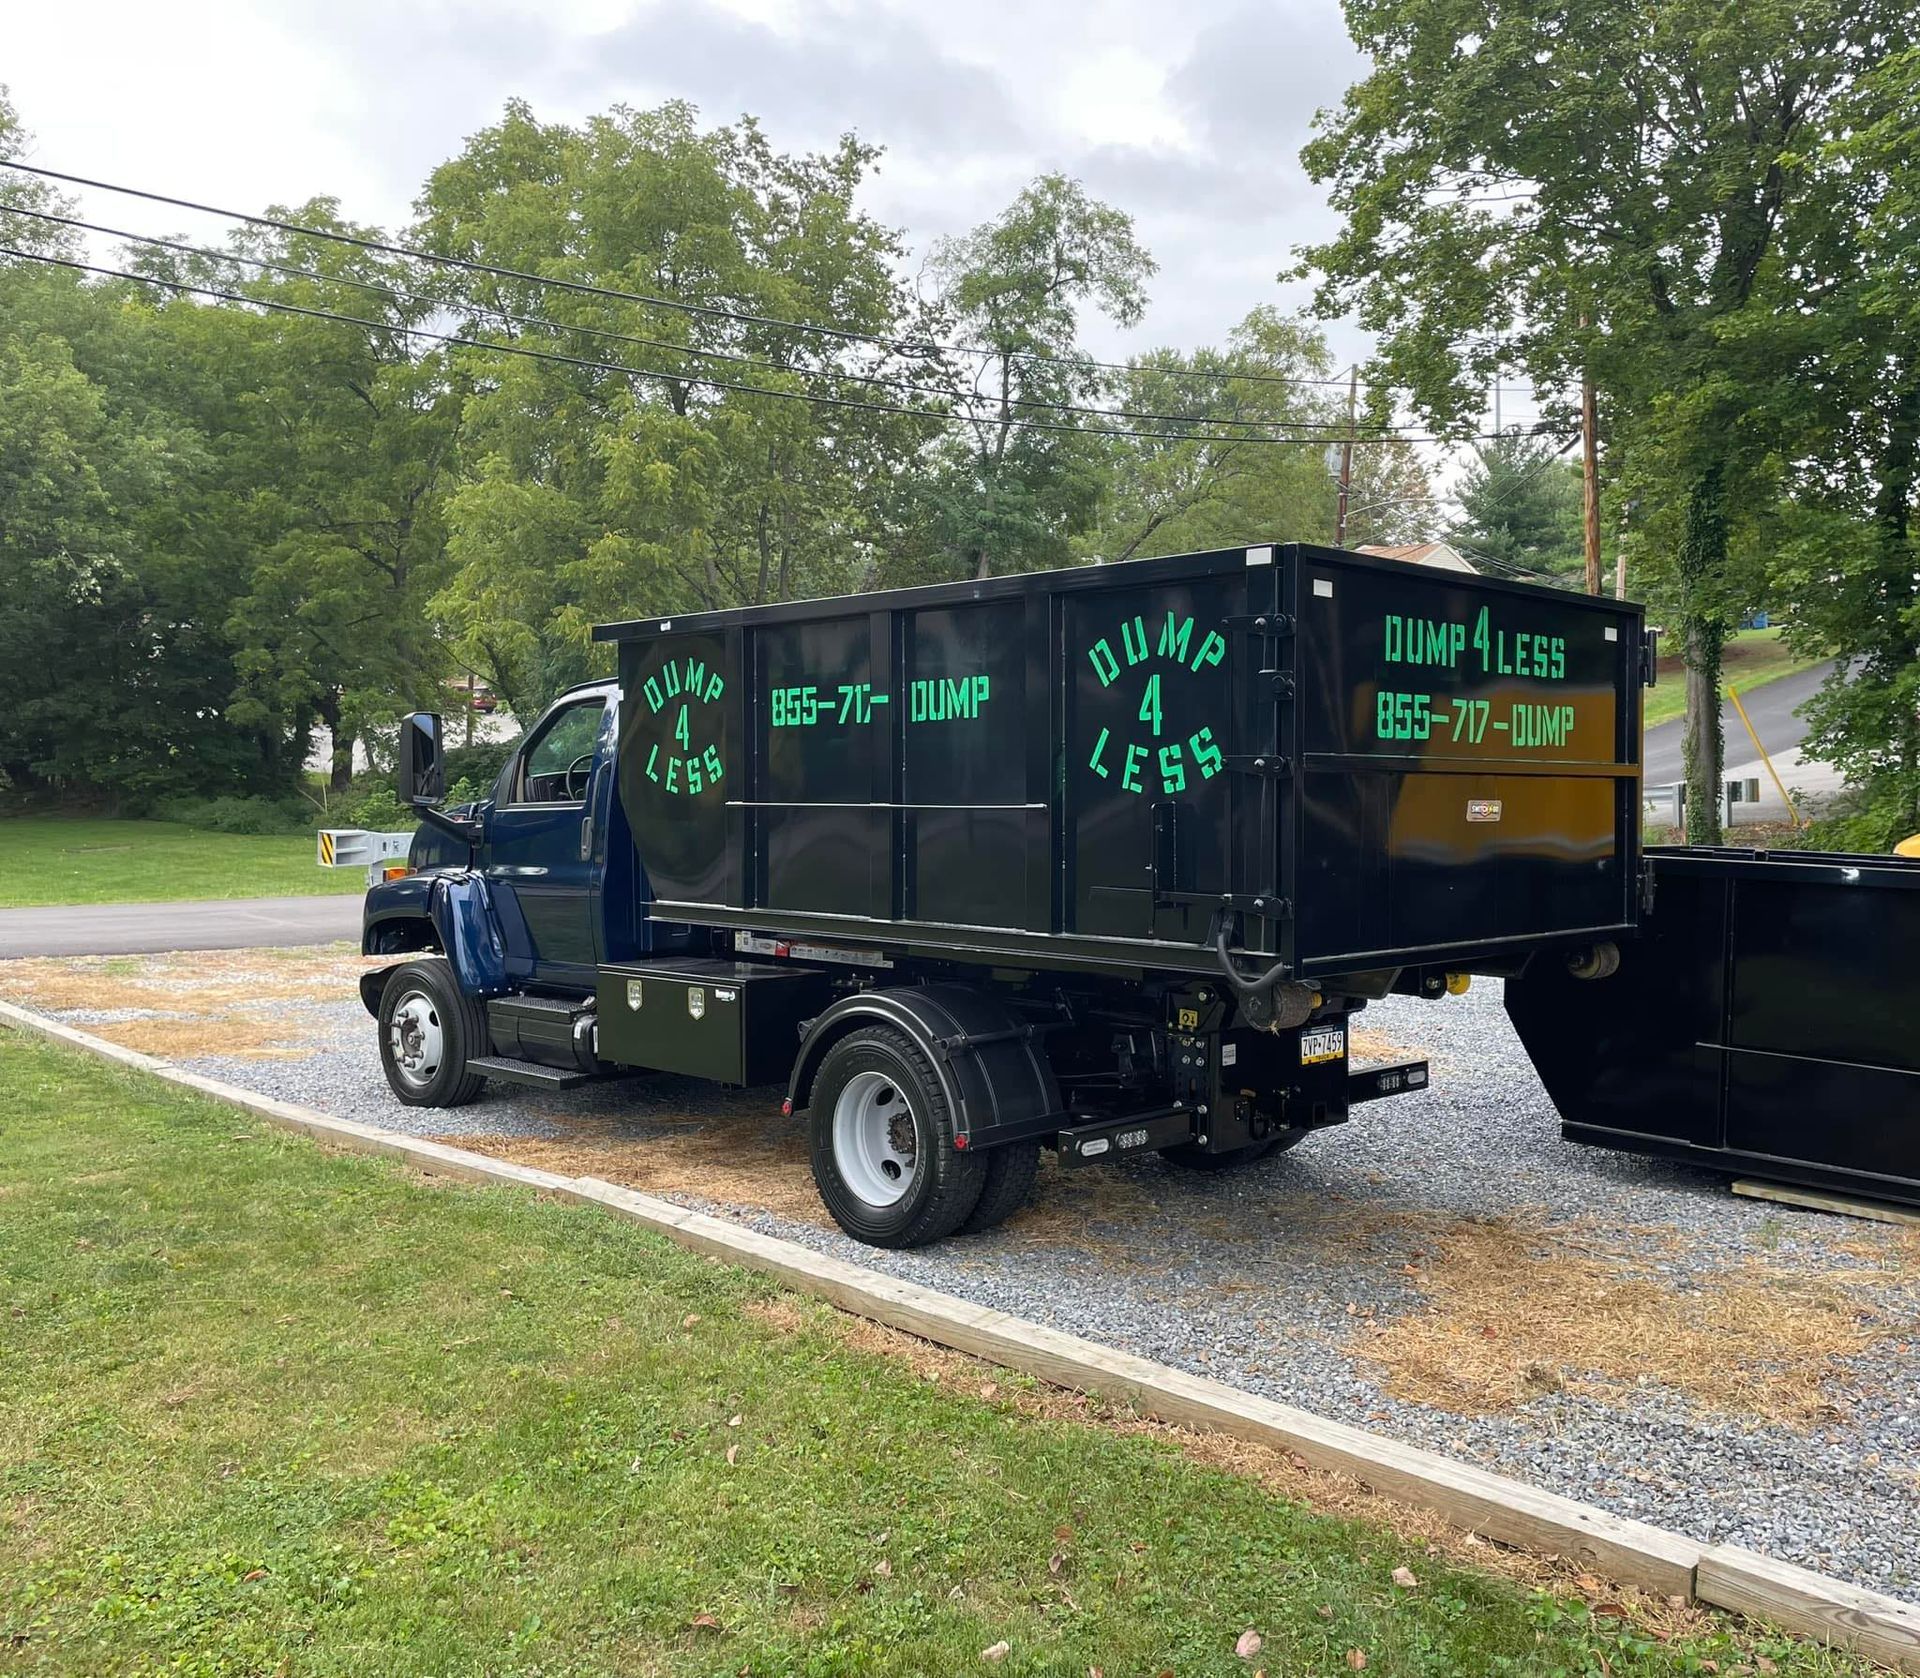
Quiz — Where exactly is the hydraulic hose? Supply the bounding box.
[1212,916,1288,999]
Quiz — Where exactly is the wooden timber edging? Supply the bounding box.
[3,995,1917,1671]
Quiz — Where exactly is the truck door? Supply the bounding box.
[485,693,611,985]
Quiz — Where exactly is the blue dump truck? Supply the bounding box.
[354,540,1920,1245]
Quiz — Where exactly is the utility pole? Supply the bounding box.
[1335,365,1357,547]
[1581,327,1601,595]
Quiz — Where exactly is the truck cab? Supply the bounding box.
[365,680,667,990]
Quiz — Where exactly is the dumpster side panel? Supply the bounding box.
[902,599,1041,931]
[757,612,890,919]
[618,630,736,909]
[1295,556,1640,970]
[1514,849,1920,1206]
[1064,573,1248,946]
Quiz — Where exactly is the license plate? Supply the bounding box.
[1299,1026,1345,1065]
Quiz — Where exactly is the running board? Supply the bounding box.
[465,1055,597,1091]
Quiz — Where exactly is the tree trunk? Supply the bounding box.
[1678,464,1729,845]
[316,689,354,794]
[1874,372,1920,834]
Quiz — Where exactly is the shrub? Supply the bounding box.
[338,786,411,833]
[445,739,516,794]
[155,795,313,836]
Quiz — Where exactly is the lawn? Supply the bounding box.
[1643,627,1825,729]
[0,1034,1873,1678]
[0,818,367,908]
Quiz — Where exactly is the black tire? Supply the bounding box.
[1158,1131,1307,1171]
[809,1025,987,1248]
[377,958,488,1107]
[958,1140,1041,1235]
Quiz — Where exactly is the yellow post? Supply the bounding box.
[1727,683,1802,828]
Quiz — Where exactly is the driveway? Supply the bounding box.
[1644,660,1838,823]
[1643,660,1832,785]
[0,894,360,958]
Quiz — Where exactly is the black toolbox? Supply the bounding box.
[595,959,831,1084]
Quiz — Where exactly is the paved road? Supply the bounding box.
[0,894,360,958]
[1643,659,1834,786]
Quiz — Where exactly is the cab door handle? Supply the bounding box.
[580,813,595,860]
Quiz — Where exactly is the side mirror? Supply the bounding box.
[398,711,445,807]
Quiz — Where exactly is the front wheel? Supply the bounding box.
[809,1026,987,1248]
[377,958,487,1107]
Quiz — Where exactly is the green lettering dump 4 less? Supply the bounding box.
[1376,606,1581,751]
[642,655,725,797]
[1084,611,1227,797]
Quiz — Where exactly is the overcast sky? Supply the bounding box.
[4,0,1535,452]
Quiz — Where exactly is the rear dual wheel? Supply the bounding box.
[809,1025,1037,1248]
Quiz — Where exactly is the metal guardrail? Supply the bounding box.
[316,829,413,885]
[1642,779,1762,828]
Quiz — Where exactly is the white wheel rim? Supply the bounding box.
[832,1070,918,1208]
[388,989,445,1089]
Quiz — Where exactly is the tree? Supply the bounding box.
[1299,0,1904,840]
[414,101,930,713]
[148,207,466,790]
[1080,308,1340,562]
[1770,46,1920,844]
[1453,434,1585,583]
[913,175,1155,582]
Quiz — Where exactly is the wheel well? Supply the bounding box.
[788,985,1060,1151]
[788,1011,874,1112]
[366,917,440,957]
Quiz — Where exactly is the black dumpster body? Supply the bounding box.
[1508,846,1920,1204]
[596,541,1648,991]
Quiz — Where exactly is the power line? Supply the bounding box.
[0,158,1374,393]
[0,201,1394,438]
[3,245,1523,447]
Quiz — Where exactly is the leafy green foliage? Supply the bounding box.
[1298,0,1909,841]
[911,174,1155,583]
[1453,435,1586,583]
[1766,47,1920,843]
[415,100,931,715]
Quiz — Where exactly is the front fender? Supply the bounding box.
[427,871,510,998]
[359,869,510,1010]
[362,871,439,955]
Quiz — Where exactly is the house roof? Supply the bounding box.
[1354,540,1477,573]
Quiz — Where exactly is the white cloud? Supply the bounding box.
[4,0,1376,368]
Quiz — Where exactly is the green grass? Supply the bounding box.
[0,818,366,908]
[0,1035,1873,1677]
[1643,627,1826,729]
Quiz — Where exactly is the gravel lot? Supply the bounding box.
[7,945,1918,1600]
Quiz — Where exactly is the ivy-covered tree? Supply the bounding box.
[1771,46,1920,845]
